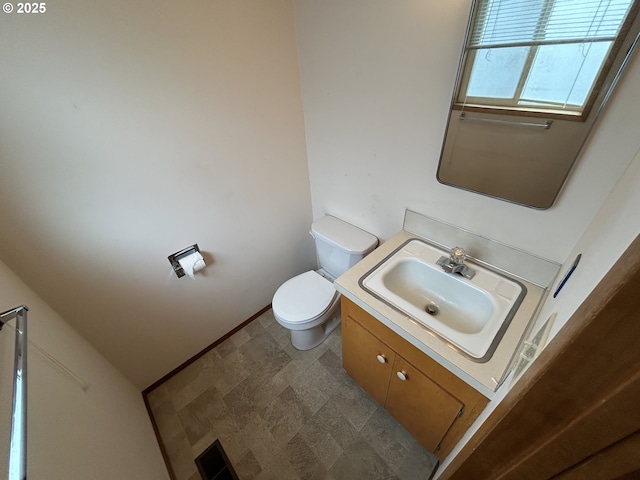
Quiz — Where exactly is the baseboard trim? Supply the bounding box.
[143,394,176,480]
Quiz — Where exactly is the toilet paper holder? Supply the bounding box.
[168,244,201,278]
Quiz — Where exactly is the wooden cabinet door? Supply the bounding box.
[386,355,463,453]
[342,315,395,407]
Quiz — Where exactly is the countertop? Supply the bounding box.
[335,230,546,398]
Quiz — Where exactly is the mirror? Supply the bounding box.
[437,0,640,209]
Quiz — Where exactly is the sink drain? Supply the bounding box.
[425,304,439,316]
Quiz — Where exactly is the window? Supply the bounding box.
[456,0,638,118]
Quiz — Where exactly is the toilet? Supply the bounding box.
[272,215,378,350]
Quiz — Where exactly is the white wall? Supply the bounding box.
[295,0,639,264]
[0,260,169,479]
[532,50,640,340]
[0,0,313,388]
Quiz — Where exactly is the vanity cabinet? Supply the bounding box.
[341,297,489,459]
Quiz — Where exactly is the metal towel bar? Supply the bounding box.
[1,305,28,480]
[459,112,553,129]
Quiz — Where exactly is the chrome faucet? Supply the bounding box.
[437,246,476,279]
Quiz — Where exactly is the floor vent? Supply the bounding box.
[194,439,239,480]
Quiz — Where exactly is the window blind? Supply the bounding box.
[469,0,634,49]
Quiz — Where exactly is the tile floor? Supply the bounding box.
[146,309,438,480]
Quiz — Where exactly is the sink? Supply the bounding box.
[359,238,527,362]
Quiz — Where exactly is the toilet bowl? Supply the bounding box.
[272,215,378,350]
[272,270,341,350]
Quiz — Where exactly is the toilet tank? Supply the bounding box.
[311,215,378,279]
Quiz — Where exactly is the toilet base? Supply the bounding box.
[290,311,341,350]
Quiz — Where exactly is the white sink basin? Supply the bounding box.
[360,239,526,361]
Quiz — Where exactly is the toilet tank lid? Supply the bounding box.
[311,215,378,254]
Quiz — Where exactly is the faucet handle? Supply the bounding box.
[450,246,466,264]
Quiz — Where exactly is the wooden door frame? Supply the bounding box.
[438,234,640,479]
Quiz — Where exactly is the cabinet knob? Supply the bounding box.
[376,354,387,364]
[396,371,408,381]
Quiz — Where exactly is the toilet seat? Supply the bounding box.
[272,270,338,324]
